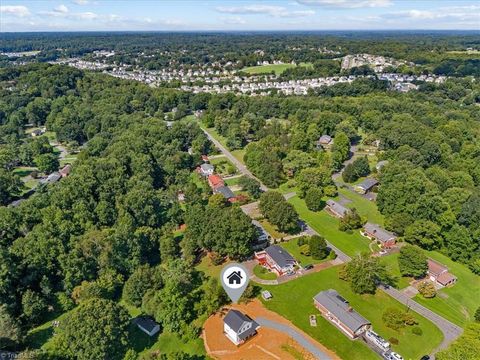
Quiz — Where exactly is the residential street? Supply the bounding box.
[204,126,463,358]
[201,127,268,191]
[382,286,463,355]
[255,317,334,360]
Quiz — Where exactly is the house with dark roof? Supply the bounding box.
[427,259,457,287]
[254,245,297,276]
[354,178,379,194]
[325,200,350,219]
[313,289,371,339]
[215,185,236,202]
[135,316,160,336]
[362,223,397,248]
[223,309,259,345]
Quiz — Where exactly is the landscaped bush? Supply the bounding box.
[418,281,437,298]
[412,326,423,336]
[389,337,399,345]
[382,307,418,330]
[299,244,310,256]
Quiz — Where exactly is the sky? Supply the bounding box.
[0,0,479,32]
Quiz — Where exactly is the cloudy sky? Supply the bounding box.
[1,0,479,32]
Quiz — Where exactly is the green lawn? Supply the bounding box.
[380,253,412,290]
[195,254,228,279]
[138,332,206,359]
[337,188,384,225]
[413,251,480,328]
[242,63,296,75]
[209,157,237,176]
[278,238,329,267]
[261,266,443,360]
[259,218,289,239]
[253,264,277,280]
[224,176,241,186]
[288,195,371,257]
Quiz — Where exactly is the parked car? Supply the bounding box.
[388,352,404,360]
[303,264,314,270]
[420,356,430,360]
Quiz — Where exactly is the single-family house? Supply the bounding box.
[362,223,397,248]
[354,178,378,194]
[215,185,236,201]
[325,200,350,219]
[255,245,297,276]
[135,316,160,336]
[208,174,224,189]
[427,259,457,287]
[59,164,72,178]
[316,135,333,149]
[223,309,259,345]
[199,163,214,176]
[313,289,371,339]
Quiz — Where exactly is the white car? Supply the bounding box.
[388,352,404,360]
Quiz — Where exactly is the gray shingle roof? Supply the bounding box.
[356,178,378,191]
[135,316,159,333]
[326,200,349,217]
[216,185,235,199]
[313,289,370,333]
[223,309,259,340]
[364,223,397,243]
[265,245,296,269]
[200,163,214,172]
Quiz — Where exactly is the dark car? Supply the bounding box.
[420,356,430,360]
[303,264,314,270]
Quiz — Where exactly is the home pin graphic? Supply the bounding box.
[220,263,249,303]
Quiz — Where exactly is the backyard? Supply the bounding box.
[287,195,371,257]
[278,238,330,267]
[260,266,443,360]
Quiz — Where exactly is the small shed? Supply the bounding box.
[135,316,160,337]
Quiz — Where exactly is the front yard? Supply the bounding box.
[260,265,443,360]
[253,264,277,280]
[278,238,330,267]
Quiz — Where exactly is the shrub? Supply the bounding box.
[309,235,329,260]
[382,307,405,330]
[412,326,423,336]
[403,312,418,326]
[418,281,436,298]
[299,244,310,256]
[475,306,480,322]
[297,236,309,246]
[389,337,399,345]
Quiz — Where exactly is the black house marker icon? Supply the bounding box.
[227,271,243,285]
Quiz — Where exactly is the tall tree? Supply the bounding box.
[397,245,428,278]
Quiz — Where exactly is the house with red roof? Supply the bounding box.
[208,174,224,189]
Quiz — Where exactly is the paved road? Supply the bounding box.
[383,286,463,356]
[202,127,268,191]
[205,127,462,355]
[256,317,333,360]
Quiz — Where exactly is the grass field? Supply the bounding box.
[242,63,297,75]
[253,264,278,280]
[258,218,289,239]
[278,238,329,267]
[413,251,480,328]
[288,195,371,257]
[195,254,229,279]
[261,266,443,360]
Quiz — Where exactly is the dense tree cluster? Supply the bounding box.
[259,191,299,233]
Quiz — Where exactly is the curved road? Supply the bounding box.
[203,127,463,357]
[256,317,333,360]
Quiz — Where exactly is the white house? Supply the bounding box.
[223,309,259,345]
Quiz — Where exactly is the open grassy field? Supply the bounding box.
[278,238,329,267]
[242,63,296,75]
[261,266,443,360]
[288,195,371,257]
[413,251,480,328]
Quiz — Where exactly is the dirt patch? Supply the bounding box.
[203,299,339,360]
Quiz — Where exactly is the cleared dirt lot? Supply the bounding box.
[203,299,339,360]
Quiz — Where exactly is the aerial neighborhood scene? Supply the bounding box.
[1,1,480,360]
